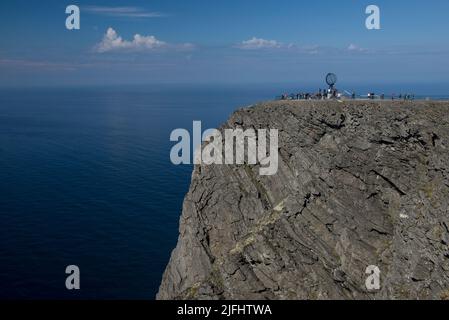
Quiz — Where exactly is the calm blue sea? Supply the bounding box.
[0,84,447,299]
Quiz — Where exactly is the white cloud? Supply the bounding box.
[234,39,372,55]
[95,28,166,52]
[236,38,318,53]
[85,6,165,18]
[95,28,194,53]
[298,45,321,55]
[176,43,196,51]
[237,37,282,50]
[347,44,367,53]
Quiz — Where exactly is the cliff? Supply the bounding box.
[158,100,449,300]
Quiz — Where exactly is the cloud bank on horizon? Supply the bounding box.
[237,37,283,50]
[93,31,349,54]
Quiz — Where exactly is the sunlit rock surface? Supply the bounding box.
[158,100,449,300]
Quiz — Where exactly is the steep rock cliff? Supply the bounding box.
[158,100,449,300]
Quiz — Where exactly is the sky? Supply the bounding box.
[0,0,449,87]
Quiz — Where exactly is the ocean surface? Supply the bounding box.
[0,84,447,299]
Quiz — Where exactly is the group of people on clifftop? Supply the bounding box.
[368,93,415,100]
[278,89,415,101]
[279,88,340,101]
[392,93,415,101]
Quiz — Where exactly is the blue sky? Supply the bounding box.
[1,0,449,87]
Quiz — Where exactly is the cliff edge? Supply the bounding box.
[158,100,449,300]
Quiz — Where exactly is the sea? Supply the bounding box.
[0,84,447,299]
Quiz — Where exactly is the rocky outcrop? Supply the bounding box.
[157,100,449,300]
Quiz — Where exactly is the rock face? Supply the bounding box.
[158,100,449,300]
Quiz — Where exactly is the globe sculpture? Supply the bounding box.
[326,73,337,89]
